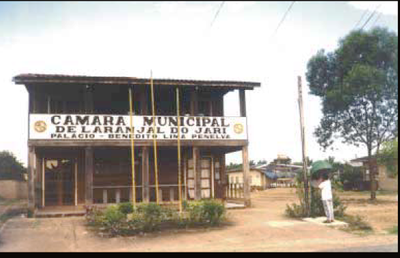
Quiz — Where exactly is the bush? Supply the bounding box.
[285,183,347,218]
[118,202,134,215]
[135,203,163,231]
[185,199,225,226]
[86,200,226,236]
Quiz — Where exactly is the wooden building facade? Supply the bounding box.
[13,74,260,216]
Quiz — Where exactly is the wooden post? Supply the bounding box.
[242,145,251,207]
[85,147,94,205]
[116,189,121,204]
[27,146,36,216]
[128,88,136,208]
[297,76,310,216]
[141,147,150,203]
[149,72,160,204]
[193,147,201,200]
[239,89,246,117]
[103,189,108,204]
[220,154,227,200]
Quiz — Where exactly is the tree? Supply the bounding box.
[306,27,398,200]
[0,151,27,181]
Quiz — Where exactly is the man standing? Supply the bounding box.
[311,161,334,223]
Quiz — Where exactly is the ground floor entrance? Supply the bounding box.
[29,145,238,214]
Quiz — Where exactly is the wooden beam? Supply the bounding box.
[28,139,249,148]
[239,89,246,117]
[141,146,150,203]
[85,147,94,205]
[242,145,251,207]
[193,147,201,200]
[27,146,36,216]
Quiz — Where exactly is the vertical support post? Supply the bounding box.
[85,147,94,205]
[41,157,45,208]
[149,71,160,204]
[242,145,251,207]
[116,189,121,204]
[169,187,174,202]
[220,154,227,200]
[128,87,136,208]
[176,87,183,212]
[27,146,36,216]
[141,147,150,203]
[239,89,246,117]
[75,159,78,206]
[102,189,108,204]
[298,76,310,216]
[193,147,201,200]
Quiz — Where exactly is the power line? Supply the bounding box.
[360,4,381,30]
[353,9,369,30]
[210,1,225,29]
[370,12,382,28]
[270,1,295,39]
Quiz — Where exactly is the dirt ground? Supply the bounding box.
[0,188,397,252]
[337,190,398,233]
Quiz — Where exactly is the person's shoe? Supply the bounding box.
[323,220,331,224]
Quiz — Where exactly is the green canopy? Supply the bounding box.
[310,160,333,175]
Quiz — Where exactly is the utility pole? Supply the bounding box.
[297,76,310,216]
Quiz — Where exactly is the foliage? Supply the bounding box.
[339,164,364,185]
[306,27,398,199]
[387,225,398,235]
[0,151,27,181]
[378,138,398,178]
[341,215,373,233]
[307,27,398,152]
[86,200,226,236]
[285,178,347,218]
[184,199,226,226]
[118,202,134,215]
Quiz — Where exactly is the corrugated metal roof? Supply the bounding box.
[12,73,261,89]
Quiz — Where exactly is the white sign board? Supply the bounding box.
[29,114,248,141]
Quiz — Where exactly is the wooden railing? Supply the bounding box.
[92,185,186,204]
[226,183,244,199]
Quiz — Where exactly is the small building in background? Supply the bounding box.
[350,156,398,191]
[226,166,278,191]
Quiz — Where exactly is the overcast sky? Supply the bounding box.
[0,1,398,166]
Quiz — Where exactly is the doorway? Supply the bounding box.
[43,158,77,207]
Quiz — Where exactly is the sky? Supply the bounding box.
[0,1,398,166]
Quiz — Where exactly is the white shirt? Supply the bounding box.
[319,180,333,201]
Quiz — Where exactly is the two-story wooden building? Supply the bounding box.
[13,73,260,216]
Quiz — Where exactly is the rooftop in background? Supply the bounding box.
[12,73,261,90]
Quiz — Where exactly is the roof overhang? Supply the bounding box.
[13,73,261,90]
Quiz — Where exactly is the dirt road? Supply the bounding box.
[0,188,397,252]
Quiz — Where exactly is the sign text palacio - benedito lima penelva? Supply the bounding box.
[29,114,247,141]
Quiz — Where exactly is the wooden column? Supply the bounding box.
[242,145,251,207]
[190,89,198,116]
[239,89,246,117]
[141,147,150,203]
[27,146,36,216]
[193,147,201,200]
[84,85,94,113]
[85,147,94,205]
[220,154,227,200]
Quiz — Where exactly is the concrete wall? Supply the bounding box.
[0,180,28,199]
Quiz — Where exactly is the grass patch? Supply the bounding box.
[338,215,373,235]
[387,225,398,235]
